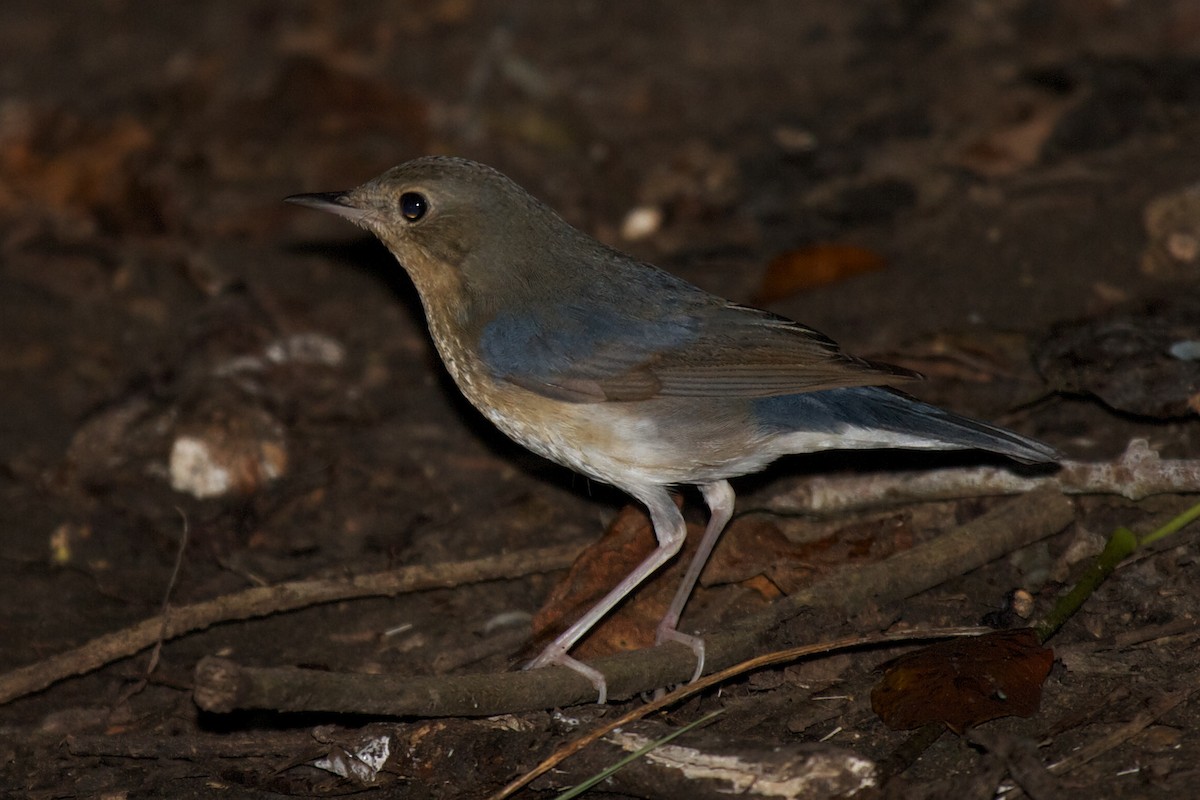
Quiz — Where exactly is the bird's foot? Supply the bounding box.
[655,624,706,683]
[525,649,608,704]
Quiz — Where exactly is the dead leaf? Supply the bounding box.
[762,513,914,595]
[871,629,1054,733]
[952,90,1076,177]
[740,574,784,602]
[888,330,1037,384]
[754,244,886,304]
[530,502,685,658]
[702,516,814,586]
[531,507,913,659]
[1036,294,1200,418]
[529,499,789,660]
[0,104,161,231]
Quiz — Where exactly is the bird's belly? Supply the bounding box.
[473,388,776,489]
[427,330,777,487]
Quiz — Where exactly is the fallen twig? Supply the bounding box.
[1047,684,1198,775]
[122,508,191,703]
[0,543,583,706]
[769,439,1199,517]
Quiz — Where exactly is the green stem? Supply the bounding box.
[1034,526,1137,644]
[1139,498,1200,547]
[1035,498,1200,643]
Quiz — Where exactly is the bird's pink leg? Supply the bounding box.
[655,480,735,682]
[526,487,686,703]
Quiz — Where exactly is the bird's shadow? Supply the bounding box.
[285,236,421,317]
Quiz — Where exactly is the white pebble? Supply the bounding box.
[620,205,663,241]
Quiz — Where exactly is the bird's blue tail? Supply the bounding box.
[753,386,1060,463]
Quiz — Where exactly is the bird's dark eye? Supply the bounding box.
[400,192,428,222]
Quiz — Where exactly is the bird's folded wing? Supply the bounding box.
[478,299,919,403]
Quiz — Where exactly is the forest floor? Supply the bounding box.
[2,2,1199,797]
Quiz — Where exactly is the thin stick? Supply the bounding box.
[148,510,193,678]
[488,626,989,800]
[0,543,583,706]
[1047,684,1197,775]
[769,439,1200,517]
[119,509,193,703]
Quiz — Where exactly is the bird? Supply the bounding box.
[287,156,1060,703]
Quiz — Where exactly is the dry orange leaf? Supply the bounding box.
[530,502,790,660]
[530,501,697,659]
[952,92,1075,178]
[754,243,886,304]
[531,507,922,658]
[871,628,1053,733]
[0,107,155,225]
[530,506,915,659]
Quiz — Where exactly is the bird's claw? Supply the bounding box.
[526,651,608,704]
[656,626,706,683]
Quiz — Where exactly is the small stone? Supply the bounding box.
[772,125,818,154]
[620,205,663,241]
[168,412,288,499]
[1169,340,1200,361]
[1141,183,1200,278]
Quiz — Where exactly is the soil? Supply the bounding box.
[2,1,1199,798]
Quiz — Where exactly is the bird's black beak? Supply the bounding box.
[284,191,369,223]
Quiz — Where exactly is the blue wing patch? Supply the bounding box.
[479,301,699,402]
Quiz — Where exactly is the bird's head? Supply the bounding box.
[287,157,578,305]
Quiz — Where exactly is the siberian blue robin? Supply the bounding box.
[288,156,1060,702]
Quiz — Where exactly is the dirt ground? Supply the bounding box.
[2,1,1200,798]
